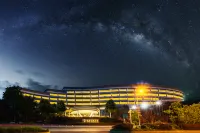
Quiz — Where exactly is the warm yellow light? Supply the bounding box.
[135,83,150,96]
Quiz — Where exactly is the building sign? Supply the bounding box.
[82,119,99,123]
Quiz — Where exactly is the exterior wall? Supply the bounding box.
[21,85,184,106]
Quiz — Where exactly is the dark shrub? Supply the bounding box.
[158,124,172,130]
[0,127,48,133]
[111,124,133,131]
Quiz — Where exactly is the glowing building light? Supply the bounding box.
[156,101,162,105]
[141,102,149,109]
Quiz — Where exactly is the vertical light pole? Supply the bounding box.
[134,83,150,126]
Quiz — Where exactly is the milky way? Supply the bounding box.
[0,0,200,99]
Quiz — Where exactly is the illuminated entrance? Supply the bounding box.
[69,106,100,117]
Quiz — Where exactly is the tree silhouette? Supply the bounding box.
[56,101,66,116]
[105,99,117,118]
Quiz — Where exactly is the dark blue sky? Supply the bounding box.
[0,0,200,99]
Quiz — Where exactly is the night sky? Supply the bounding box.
[0,0,200,99]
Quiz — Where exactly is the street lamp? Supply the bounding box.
[132,105,137,110]
[141,102,149,109]
[156,101,162,105]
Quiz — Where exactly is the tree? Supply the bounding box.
[22,96,38,122]
[3,86,24,122]
[131,110,139,125]
[38,99,56,121]
[56,101,66,116]
[0,99,11,122]
[105,99,117,118]
[164,102,183,125]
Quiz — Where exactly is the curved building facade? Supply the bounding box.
[21,84,184,117]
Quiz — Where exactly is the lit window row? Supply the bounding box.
[99,94,111,97]
[91,99,99,101]
[120,94,127,96]
[34,95,41,99]
[50,102,57,104]
[67,95,75,97]
[111,89,119,92]
[91,95,98,97]
[59,98,66,101]
[159,94,166,97]
[35,100,40,103]
[23,93,33,97]
[42,97,49,100]
[151,89,158,92]
[112,94,119,96]
[119,89,127,91]
[91,91,98,93]
[68,99,75,101]
[50,98,57,101]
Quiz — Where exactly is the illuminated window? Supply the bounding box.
[50,102,57,104]
[42,97,49,100]
[83,95,91,97]
[92,103,99,105]
[128,98,135,100]
[91,95,98,97]
[120,94,127,96]
[111,89,118,92]
[50,93,58,96]
[68,103,75,105]
[58,94,66,97]
[120,102,128,104]
[99,103,106,105]
[23,93,33,97]
[67,99,75,101]
[83,99,91,101]
[112,94,119,96]
[91,99,99,101]
[99,94,111,97]
[159,94,166,97]
[76,103,91,105]
[120,98,127,100]
[81,91,90,93]
[34,95,41,99]
[112,98,120,100]
[167,95,174,97]
[119,89,127,92]
[76,99,82,101]
[75,91,82,93]
[50,98,57,101]
[151,89,158,92]
[76,95,82,97]
[152,98,159,101]
[147,93,158,96]
[127,89,134,91]
[143,98,151,100]
[128,102,135,104]
[159,90,166,93]
[35,100,40,103]
[67,95,75,97]
[127,93,134,96]
[59,98,66,101]
[91,91,98,93]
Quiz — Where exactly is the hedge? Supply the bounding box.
[0,127,49,133]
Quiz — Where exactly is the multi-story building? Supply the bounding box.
[21,84,184,117]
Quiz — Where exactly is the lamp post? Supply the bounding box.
[134,83,150,126]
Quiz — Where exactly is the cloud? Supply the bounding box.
[26,78,58,91]
[15,70,25,75]
[31,72,45,78]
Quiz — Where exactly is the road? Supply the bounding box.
[44,125,112,133]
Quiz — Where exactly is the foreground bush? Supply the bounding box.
[141,123,172,130]
[110,123,133,132]
[0,127,49,133]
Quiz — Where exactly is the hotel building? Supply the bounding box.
[21,84,184,117]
